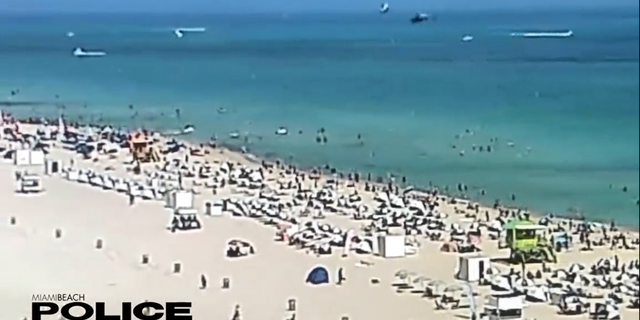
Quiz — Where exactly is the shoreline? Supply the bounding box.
[8,115,639,231]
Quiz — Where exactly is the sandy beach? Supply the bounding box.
[1,119,638,320]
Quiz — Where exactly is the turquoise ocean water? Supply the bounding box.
[1,9,638,225]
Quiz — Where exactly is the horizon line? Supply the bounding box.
[0,4,638,15]
[0,4,640,16]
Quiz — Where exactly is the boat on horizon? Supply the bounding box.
[72,48,106,57]
[511,30,573,38]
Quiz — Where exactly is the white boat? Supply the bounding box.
[275,127,288,136]
[511,30,573,38]
[73,48,106,57]
[182,125,195,134]
[174,27,206,38]
[462,35,473,42]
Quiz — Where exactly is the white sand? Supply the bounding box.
[1,123,638,320]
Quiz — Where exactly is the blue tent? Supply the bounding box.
[305,266,329,285]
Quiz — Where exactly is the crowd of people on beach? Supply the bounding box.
[1,93,639,319]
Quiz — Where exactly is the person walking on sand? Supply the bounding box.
[129,193,135,206]
[336,267,346,285]
[231,304,241,320]
[200,273,208,290]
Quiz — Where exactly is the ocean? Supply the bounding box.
[1,8,638,226]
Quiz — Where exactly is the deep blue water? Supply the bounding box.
[1,9,638,225]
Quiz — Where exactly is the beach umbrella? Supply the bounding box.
[412,275,431,287]
[395,270,409,279]
[568,263,585,274]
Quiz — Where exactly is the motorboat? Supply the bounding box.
[174,27,206,38]
[73,48,106,57]
[275,127,288,136]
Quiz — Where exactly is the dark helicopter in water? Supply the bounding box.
[410,13,433,23]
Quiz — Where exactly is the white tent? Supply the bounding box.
[204,200,224,216]
[485,293,524,320]
[165,189,194,209]
[44,159,60,175]
[377,234,405,258]
[455,254,491,282]
[13,149,30,166]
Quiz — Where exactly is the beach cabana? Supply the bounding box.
[306,266,329,285]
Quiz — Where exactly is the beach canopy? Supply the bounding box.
[306,266,329,285]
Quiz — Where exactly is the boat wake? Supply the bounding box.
[173,27,206,38]
[510,30,573,38]
[72,48,106,58]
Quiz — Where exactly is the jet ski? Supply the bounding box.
[379,2,390,14]
[73,48,106,57]
[410,13,432,24]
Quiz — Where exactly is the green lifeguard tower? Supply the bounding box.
[503,219,556,264]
